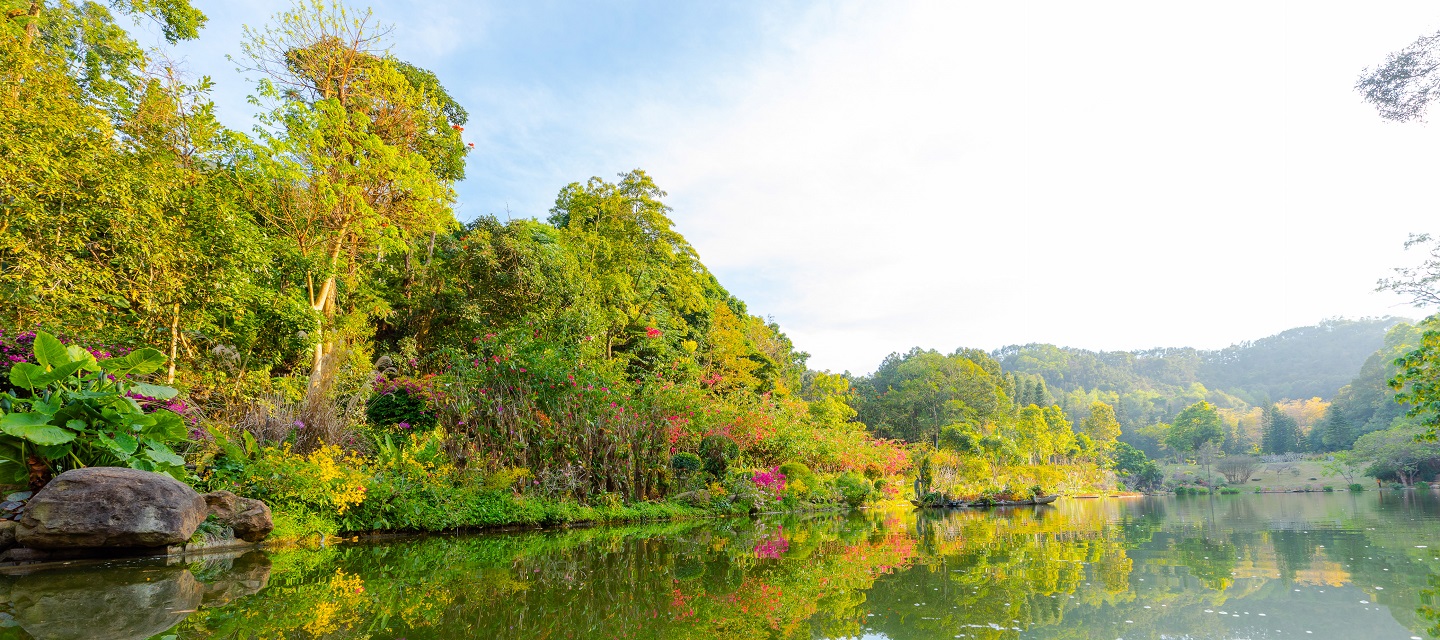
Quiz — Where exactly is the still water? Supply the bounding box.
[3,492,1440,639]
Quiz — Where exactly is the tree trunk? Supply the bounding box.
[166,302,180,384]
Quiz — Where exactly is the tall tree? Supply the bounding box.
[1080,401,1122,461]
[1260,404,1299,454]
[237,0,465,383]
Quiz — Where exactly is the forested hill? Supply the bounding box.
[994,317,1406,408]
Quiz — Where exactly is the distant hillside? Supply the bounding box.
[995,317,1405,403]
[1198,318,1411,404]
[991,317,1407,442]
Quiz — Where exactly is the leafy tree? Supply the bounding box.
[1112,442,1163,491]
[1352,424,1440,486]
[1164,401,1223,460]
[1080,401,1121,460]
[237,0,464,383]
[1319,403,1357,451]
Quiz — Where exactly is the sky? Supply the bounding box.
[135,1,1440,374]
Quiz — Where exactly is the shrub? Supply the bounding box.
[1391,482,1407,491]
[1218,487,1240,495]
[671,452,702,477]
[1348,483,1366,492]
[365,387,437,432]
[778,462,814,486]
[699,435,740,478]
[1323,486,1335,492]
[836,472,872,507]
[863,462,883,480]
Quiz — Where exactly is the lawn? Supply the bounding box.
[1158,458,1365,492]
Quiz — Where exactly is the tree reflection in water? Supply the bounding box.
[4,494,1440,639]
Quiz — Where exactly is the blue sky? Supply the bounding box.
[136,1,1440,373]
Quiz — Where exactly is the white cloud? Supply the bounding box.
[635,2,1440,372]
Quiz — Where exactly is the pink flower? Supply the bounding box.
[645,327,662,339]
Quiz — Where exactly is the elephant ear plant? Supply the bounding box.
[0,332,188,489]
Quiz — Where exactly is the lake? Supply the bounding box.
[2,491,1439,639]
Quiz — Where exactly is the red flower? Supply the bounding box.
[645,327,662,339]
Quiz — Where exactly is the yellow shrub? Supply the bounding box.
[247,444,369,515]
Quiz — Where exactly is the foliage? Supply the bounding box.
[671,452,703,476]
[0,331,189,486]
[1165,401,1224,457]
[1112,442,1163,491]
[835,472,872,507]
[1352,423,1440,486]
[700,434,740,479]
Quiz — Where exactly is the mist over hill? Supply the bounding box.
[994,317,1406,405]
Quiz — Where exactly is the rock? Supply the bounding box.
[4,491,31,502]
[202,491,274,543]
[0,520,15,550]
[672,490,709,506]
[0,501,23,513]
[9,564,202,640]
[16,467,206,549]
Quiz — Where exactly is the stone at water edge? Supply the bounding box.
[202,491,274,543]
[16,467,206,549]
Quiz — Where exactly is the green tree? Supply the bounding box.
[238,0,465,383]
[1260,404,1299,454]
[1080,401,1121,461]
[1352,424,1440,486]
[1164,401,1223,460]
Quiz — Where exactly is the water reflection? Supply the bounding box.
[1,494,1439,638]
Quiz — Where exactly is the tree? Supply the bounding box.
[1165,401,1223,460]
[1216,455,1260,484]
[1080,401,1121,461]
[1352,424,1440,486]
[548,170,707,361]
[1358,31,1440,123]
[1260,404,1299,454]
[1112,442,1163,491]
[1391,316,1440,441]
[1322,451,1364,485]
[238,0,465,384]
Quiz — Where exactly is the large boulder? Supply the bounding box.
[16,467,206,549]
[202,491,274,542]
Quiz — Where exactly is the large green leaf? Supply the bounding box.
[8,363,45,389]
[0,462,28,486]
[33,360,86,387]
[128,382,178,401]
[141,410,188,442]
[31,331,69,370]
[143,442,185,467]
[99,348,167,376]
[64,345,100,372]
[0,413,76,446]
[96,433,138,460]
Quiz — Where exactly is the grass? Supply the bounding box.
[1160,459,1358,492]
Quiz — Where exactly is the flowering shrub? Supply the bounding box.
[234,444,369,515]
[751,466,786,499]
[366,375,441,432]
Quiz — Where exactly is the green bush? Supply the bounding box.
[1218,487,1240,495]
[1391,482,1407,491]
[1348,483,1366,492]
[365,388,438,432]
[699,435,739,479]
[778,462,813,486]
[671,452,702,476]
[836,472,872,507]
